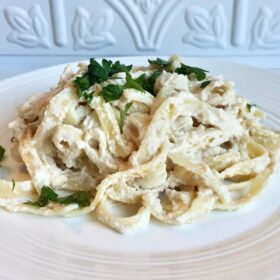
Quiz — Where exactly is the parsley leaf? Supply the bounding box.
[246,103,257,112]
[135,70,162,96]
[24,186,91,208]
[88,59,110,84]
[100,84,124,102]
[77,91,94,104]
[135,74,150,91]
[148,58,171,67]
[175,63,208,81]
[0,145,5,162]
[55,191,91,207]
[25,186,58,207]
[88,59,132,84]
[99,72,146,103]
[124,73,145,92]
[108,60,132,75]
[147,70,162,95]
[119,102,133,132]
[74,59,132,103]
[74,74,91,98]
[200,80,211,88]
[12,179,15,192]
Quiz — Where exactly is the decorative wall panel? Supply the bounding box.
[0,0,280,71]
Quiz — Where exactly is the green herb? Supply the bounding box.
[12,179,15,192]
[0,145,5,161]
[175,63,208,81]
[246,103,257,112]
[83,92,93,104]
[55,191,91,207]
[88,59,132,84]
[147,70,162,95]
[148,58,171,67]
[73,74,91,98]
[134,74,148,89]
[124,73,145,92]
[119,102,133,132]
[24,186,91,208]
[99,73,146,103]
[88,59,111,84]
[24,186,58,207]
[100,84,124,102]
[135,70,162,96]
[106,60,133,76]
[200,80,211,88]
[74,59,132,102]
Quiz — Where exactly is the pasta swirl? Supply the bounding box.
[0,56,279,234]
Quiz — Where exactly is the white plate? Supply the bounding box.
[0,57,280,280]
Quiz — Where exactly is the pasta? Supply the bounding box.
[0,55,279,234]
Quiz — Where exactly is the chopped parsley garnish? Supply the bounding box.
[119,102,133,132]
[24,186,91,208]
[134,74,147,89]
[100,73,147,103]
[84,92,94,104]
[55,191,91,207]
[0,145,5,161]
[175,63,208,81]
[146,70,162,94]
[73,74,91,98]
[135,70,162,96]
[74,59,132,103]
[200,80,211,88]
[246,103,257,112]
[99,84,124,102]
[148,58,171,67]
[25,186,58,207]
[73,57,209,103]
[124,73,145,92]
[12,179,15,192]
[88,59,132,84]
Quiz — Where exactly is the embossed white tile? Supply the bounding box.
[231,0,249,46]
[105,0,186,50]
[183,4,227,49]
[251,6,280,50]
[0,0,280,70]
[49,0,67,47]
[4,5,50,48]
[72,7,116,50]
[134,0,162,14]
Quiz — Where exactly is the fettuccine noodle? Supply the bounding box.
[0,55,279,234]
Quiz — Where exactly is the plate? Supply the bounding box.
[0,57,280,280]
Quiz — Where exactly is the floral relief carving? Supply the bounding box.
[4,5,51,48]
[72,7,116,50]
[134,0,162,14]
[251,6,280,50]
[105,0,185,50]
[183,4,227,48]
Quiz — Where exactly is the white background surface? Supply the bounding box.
[1,0,280,79]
